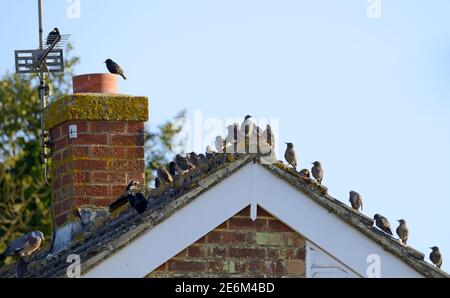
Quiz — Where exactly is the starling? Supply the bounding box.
[396,219,409,245]
[215,136,225,153]
[430,246,443,269]
[299,169,311,179]
[284,143,297,170]
[157,166,173,184]
[126,180,139,193]
[374,214,393,236]
[169,161,188,176]
[46,28,61,46]
[349,191,363,211]
[196,154,210,174]
[187,152,199,167]
[176,154,195,171]
[155,177,161,188]
[0,232,45,260]
[105,59,127,80]
[128,193,148,214]
[311,161,324,184]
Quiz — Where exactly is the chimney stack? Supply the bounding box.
[45,74,148,229]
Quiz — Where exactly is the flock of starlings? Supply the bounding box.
[0,28,444,273]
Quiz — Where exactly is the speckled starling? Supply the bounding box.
[284,143,297,170]
[349,191,363,211]
[311,161,323,184]
[430,246,442,269]
[374,214,393,236]
[105,59,127,80]
[396,219,409,245]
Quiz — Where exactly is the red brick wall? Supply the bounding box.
[148,207,306,278]
[51,120,145,227]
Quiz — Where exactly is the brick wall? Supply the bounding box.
[51,120,145,227]
[147,207,306,278]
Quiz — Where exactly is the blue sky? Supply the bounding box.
[1,0,449,273]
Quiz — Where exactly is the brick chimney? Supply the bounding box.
[45,73,148,228]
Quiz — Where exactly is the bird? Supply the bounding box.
[46,28,61,46]
[105,59,127,80]
[311,161,324,184]
[175,154,195,171]
[206,146,216,160]
[215,136,225,153]
[187,152,199,167]
[169,161,188,176]
[373,214,393,236]
[299,169,311,179]
[430,246,443,269]
[396,219,409,245]
[157,165,173,184]
[126,180,139,193]
[349,191,363,211]
[128,192,148,214]
[155,177,161,188]
[284,143,297,170]
[0,231,45,260]
[196,154,210,174]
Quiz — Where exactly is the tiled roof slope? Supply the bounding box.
[0,153,448,278]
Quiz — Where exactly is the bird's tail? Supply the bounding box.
[121,74,127,80]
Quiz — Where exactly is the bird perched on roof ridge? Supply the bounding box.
[128,192,148,214]
[284,143,297,170]
[169,161,188,176]
[374,214,393,236]
[157,165,173,184]
[396,219,409,245]
[187,152,199,167]
[349,191,363,211]
[299,169,311,179]
[311,161,324,184]
[155,177,162,188]
[105,59,127,80]
[0,231,45,260]
[46,27,61,46]
[430,246,442,269]
[175,154,195,171]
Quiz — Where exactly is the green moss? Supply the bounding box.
[44,93,149,130]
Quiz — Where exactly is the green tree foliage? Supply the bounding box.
[0,44,184,265]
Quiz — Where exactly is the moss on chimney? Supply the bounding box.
[44,93,149,130]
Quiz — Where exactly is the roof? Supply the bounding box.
[0,153,448,278]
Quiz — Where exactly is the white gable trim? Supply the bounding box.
[305,241,360,278]
[83,163,423,278]
[83,164,255,278]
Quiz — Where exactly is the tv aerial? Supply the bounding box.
[14,0,70,184]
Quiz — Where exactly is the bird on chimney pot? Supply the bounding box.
[105,59,127,80]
